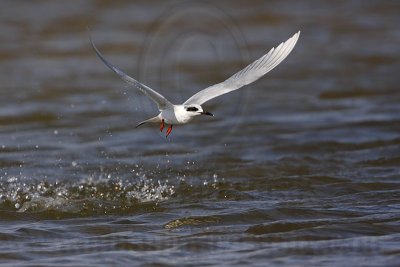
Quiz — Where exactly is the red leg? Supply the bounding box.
[166,125,173,138]
[160,119,165,132]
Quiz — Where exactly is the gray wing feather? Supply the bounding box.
[90,35,173,111]
[184,31,300,105]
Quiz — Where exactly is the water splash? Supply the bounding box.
[0,174,176,214]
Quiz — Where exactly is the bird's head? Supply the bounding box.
[184,104,213,117]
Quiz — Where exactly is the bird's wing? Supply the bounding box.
[90,36,173,111]
[183,31,300,105]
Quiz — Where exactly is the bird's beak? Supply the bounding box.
[200,111,213,116]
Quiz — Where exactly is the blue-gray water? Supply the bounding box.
[1,1,400,266]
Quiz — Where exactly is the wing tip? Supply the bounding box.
[292,30,300,39]
[286,30,301,49]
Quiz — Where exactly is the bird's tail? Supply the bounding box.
[135,116,161,128]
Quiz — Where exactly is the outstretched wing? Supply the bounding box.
[90,35,173,111]
[184,31,300,105]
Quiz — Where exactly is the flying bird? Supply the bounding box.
[90,31,300,137]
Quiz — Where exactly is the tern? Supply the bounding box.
[90,31,300,137]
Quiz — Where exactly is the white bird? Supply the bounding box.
[90,31,300,137]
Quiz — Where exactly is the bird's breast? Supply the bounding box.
[161,109,192,125]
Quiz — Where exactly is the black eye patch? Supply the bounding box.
[186,107,199,112]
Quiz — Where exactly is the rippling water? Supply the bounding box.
[1,0,400,266]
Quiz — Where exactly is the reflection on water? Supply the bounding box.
[0,0,400,266]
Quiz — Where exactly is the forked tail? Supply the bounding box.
[135,116,161,128]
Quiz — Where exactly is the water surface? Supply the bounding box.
[1,1,400,266]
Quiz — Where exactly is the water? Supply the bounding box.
[1,0,400,266]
